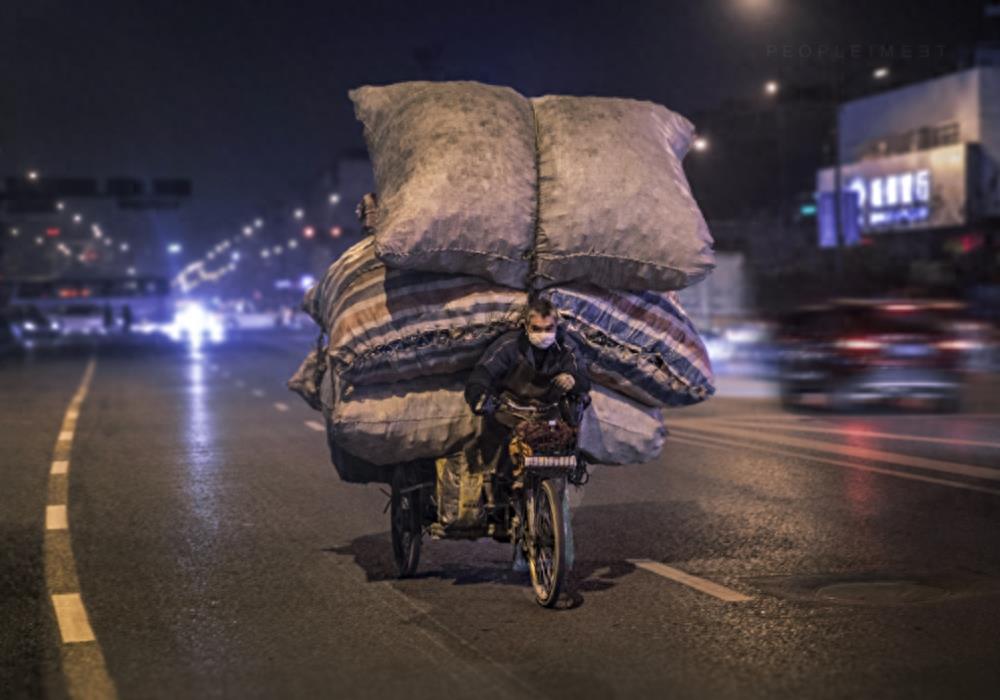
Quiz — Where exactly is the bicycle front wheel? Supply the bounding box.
[527,477,567,608]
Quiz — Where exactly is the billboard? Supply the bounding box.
[817,143,970,236]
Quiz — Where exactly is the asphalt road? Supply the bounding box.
[2,333,1000,699]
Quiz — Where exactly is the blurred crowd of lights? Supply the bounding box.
[172,191,344,293]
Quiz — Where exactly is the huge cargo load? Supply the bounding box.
[292,81,718,484]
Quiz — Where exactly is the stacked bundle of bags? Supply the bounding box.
[293,81,715,484]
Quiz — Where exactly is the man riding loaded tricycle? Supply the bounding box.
[387,298,592,607]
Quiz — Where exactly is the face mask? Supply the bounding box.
[528,331,556,349]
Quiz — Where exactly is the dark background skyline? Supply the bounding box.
[3,0,991,250]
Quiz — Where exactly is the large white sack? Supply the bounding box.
[350,81,536,289]
[579,385,666,465]
[532,95,715,291]
[330,376,477,466]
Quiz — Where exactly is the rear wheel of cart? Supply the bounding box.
[391,466,422,578]
[527,477,567,608]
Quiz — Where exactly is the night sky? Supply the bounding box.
[3,0,989,249]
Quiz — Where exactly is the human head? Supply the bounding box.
[523,297,558,349]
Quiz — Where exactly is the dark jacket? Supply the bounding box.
[464,327,591,408]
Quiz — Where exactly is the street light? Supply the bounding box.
[288,239,299,249]
[9,228,18,237]
[167,243,182,255]
[73,213,83,224]
[120,242,129,252]
[253,218,264,229]
[243,225,254,237]
[692,137,710,152]
[127,266,136,276]
[764,80,780,96]
[35,236,44,246]
[873,66,890,80]
[293,208,305,220]
[303,226,316,238]
[27,170,39,181]
[330,226,342,238]
[56,201,65,211]
[329,193,341,205]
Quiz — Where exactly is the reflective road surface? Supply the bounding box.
[2,334,1000,699]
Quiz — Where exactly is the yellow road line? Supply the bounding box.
[52,594,97,643]
[46,505,68,530]
[43,357,118,698]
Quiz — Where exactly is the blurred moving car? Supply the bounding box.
[167,301,225,347]
[777,300,963,411]
[702,329,735,364]
[56,304,108,336]
[2,305,61,349]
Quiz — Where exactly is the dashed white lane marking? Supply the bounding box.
[668,434,1000,497]
[674,421,1000,482]
[51,594,97,643]
[274,402,290,412]
[252,389,265,397]
[51,460,69,475]
[305,420,325,432]
[46,505,68,530]
[629,559,752,602]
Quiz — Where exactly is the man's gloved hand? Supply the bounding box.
[465,383,487,409]
[553,373,575,393]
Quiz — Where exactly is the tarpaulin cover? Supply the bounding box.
[314,238,525,385]
[350,81,536,289]
[531,95,715,291]
[541,285,714,407]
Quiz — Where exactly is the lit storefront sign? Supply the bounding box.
[817,144,969,242]
[846,169,931,227]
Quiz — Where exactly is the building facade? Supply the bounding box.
[816,67,1000,257]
